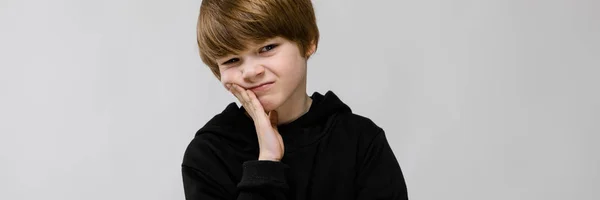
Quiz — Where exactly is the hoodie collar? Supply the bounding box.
[196,91,351,150]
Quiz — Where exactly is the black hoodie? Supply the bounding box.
[182,91,408,200]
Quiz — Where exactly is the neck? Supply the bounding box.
[275,92,312,125]
[274,77,312,125]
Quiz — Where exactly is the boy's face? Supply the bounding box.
[216,37,312,111]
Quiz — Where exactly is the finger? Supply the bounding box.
[232,84,251,108]
[238,86,255,113]
[246,89,265,112]
[231,85,256,119]
[246,89,270,123]
[239,87,252,107]
[232,84,260,120]
[229,84,246,106]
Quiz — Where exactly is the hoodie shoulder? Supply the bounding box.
[330,112,386,151]
[316,91,384,138]
[337,112,384,134]
[182,102,250,168]
[182,131,223,168]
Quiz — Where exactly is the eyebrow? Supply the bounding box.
[220,40,279,58]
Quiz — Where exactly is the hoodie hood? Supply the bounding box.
[195,91,351,152]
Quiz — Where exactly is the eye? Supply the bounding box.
[221,58,239,65]
[259,44,278,53]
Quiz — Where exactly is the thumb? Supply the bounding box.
[269,110,278,128]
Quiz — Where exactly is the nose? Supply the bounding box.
[241,59,265,82]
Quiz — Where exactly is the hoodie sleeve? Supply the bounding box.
[182,162,289,200]
[182,135,289,200]
[236,160,289,199]
[355,130,409,200]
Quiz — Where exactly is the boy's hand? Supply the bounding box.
[227,83,284,161]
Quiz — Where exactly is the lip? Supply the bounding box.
[249,82,274,93]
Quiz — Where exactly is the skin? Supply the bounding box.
[217,37,316,161]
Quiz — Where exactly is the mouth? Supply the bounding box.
[249,82,274,93]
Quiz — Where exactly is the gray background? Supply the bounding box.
[1,0,598,199]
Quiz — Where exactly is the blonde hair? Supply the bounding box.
[196,0,320,80]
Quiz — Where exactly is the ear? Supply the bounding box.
[305,40,317,58]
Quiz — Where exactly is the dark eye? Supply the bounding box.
[222,58,239,65]
[260,44,278,53]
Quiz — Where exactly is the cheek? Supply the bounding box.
[269,56,303,76]
[284,58,307,77]
[220,70,237,86]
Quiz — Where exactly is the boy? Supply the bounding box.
[182,0,408,199]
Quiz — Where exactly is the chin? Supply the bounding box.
[257,94,282,112]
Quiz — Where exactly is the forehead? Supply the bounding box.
[243,37,284,48]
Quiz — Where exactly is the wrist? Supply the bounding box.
[258,154,281,161]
